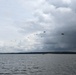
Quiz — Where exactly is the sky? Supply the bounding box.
[0,0,76,52]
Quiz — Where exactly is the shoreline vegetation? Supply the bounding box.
[0,52,76,54]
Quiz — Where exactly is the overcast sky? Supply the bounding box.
[0,0,76,52]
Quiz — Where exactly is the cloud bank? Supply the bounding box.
[0,0,76,52]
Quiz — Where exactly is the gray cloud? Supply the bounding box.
[17,0,76,52]
[0,0,76,52]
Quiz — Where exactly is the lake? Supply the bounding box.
[0,54,76,75]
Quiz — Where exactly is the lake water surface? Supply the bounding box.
[0,54,76,75]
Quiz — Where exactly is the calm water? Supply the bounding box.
[0,54,76,75]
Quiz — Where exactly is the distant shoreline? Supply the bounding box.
[0,52,76,54]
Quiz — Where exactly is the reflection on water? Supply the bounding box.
[0,54,76,75]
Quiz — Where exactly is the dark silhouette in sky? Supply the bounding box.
[61,33,64,35]
[44,31,46,33]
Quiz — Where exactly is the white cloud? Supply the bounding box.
[62,0,71,4]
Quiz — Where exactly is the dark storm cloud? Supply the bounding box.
[33,0,76,51]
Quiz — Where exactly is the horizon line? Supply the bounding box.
[0,51,76,54]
